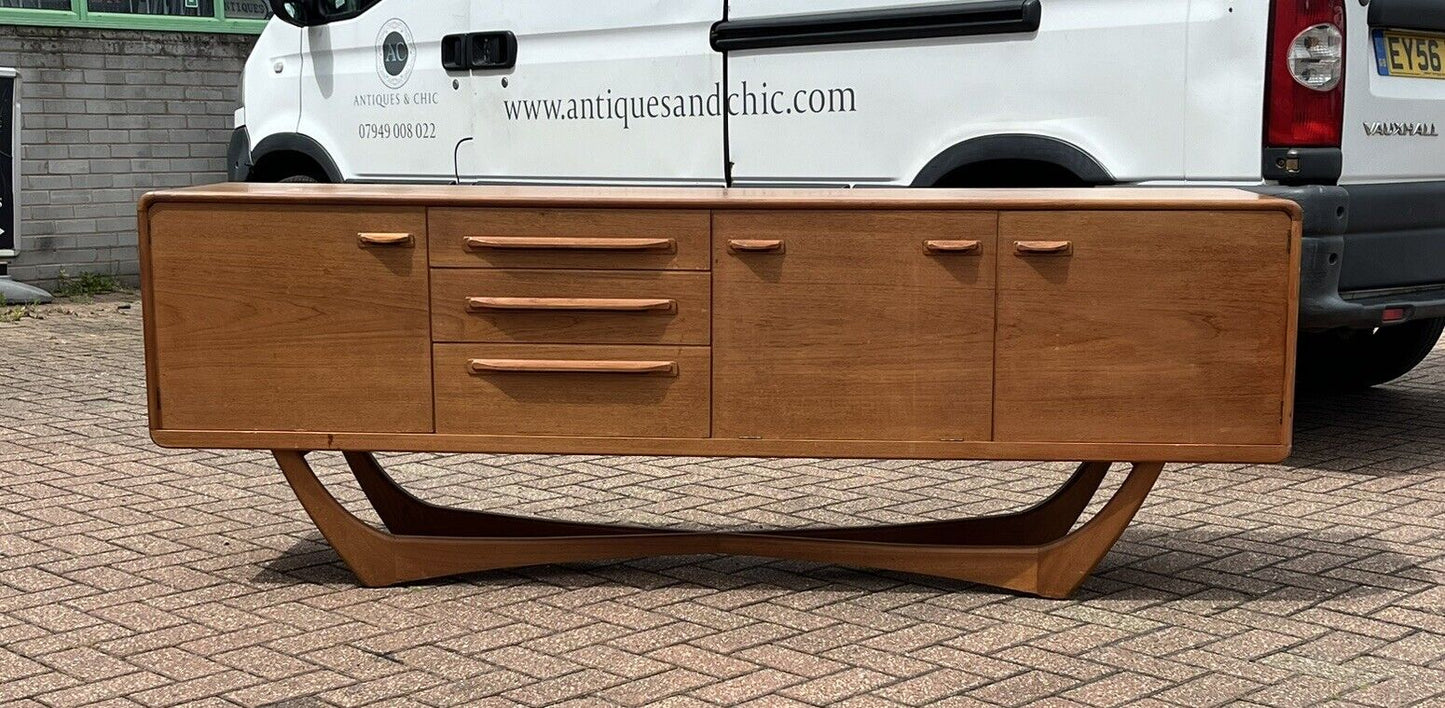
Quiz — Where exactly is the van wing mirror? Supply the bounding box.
[269,0,316,27]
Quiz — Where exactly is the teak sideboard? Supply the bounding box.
[139,184,1301,598]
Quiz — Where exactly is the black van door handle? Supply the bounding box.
[442,32,518,71]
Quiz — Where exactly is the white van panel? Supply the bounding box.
[461,0,724,185]
[725,0,1191,186]
[244,23,303,146]
[297,2,474,182]
[1183,0,1269,181]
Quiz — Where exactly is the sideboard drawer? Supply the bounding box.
[430,208,710,270]
[434,344,711,438]
[432,269,710,345]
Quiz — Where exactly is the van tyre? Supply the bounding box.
[1297,318,1445,392]
[279,174,320,184]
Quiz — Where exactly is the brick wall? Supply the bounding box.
[0,25,257,289]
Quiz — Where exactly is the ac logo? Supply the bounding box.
[376,19,415,90]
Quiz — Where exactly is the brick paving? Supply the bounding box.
[1,298,1442,707]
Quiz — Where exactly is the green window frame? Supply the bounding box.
[0,1,269,34]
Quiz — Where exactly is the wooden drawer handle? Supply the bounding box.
[924,239,982,254]
[463,236,676,252]
[728,239,786,254]
[357,232,414,247]
[1014,240,1074,256]
[469,359,678,376]
[466,297,677,313]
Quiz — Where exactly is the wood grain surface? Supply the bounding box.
[995,210,1295,445]
[144,204,433,433]
[713,210,997,442]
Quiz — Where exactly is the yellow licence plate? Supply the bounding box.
[1375,29,1445,79]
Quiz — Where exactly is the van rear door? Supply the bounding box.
[1341,0,1445,184]
[462,0,724,185]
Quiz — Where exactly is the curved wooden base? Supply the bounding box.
[273,451,1163,599]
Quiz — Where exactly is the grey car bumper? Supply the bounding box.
[1253,181,1445,331]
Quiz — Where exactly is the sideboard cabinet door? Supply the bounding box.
[145,204,434,434]
[995,210,1295,446]
[714,211,996,442]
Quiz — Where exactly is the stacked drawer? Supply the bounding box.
[428,208,713,438]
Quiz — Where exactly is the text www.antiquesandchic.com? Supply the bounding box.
[503,82,858,129]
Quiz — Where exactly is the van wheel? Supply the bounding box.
[279,174,320,184]
[1297,318,1445,392]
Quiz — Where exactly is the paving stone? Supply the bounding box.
[1344,674,1445,708]
[128,669,260,707]
[874,667,985,704]
[967,670,1078,707]
[1061,671,1171,707]
[411,670,531,706]
[596,668,713,707]
[498,668,626,708]
[35,646,133,682]
[34,670,169,707]
[1155,673,1265,708]
[778,667,897,704]
[121,647,223,684]
[687,668,807,704]
[1246,674,1357,708]
[646,644,756,679]
[317,671,446,708]
[223,669,353,706]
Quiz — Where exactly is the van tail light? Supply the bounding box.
[1266,0,1347,147]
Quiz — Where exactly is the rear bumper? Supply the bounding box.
[1251,181,1445,330]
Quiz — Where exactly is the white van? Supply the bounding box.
[233,0,1445,390]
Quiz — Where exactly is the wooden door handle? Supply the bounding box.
[466,297,677,313]
[463,236,677,252]
[469,359,678,376]
[924,240,982,254]
[357,232,414,247]
[1014,241,1074,256]
[727,239,786,253]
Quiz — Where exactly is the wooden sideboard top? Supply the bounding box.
[141,183,1303,216]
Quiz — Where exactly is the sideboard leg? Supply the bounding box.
[719,461,1163,598]
[756,460,1113,546]
[342,451,660,538]
[1033,461,1165,599]
[273,450,718,587]
[273,450,406,587]
[349,453,1109,546]
[274,451,1162,597]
